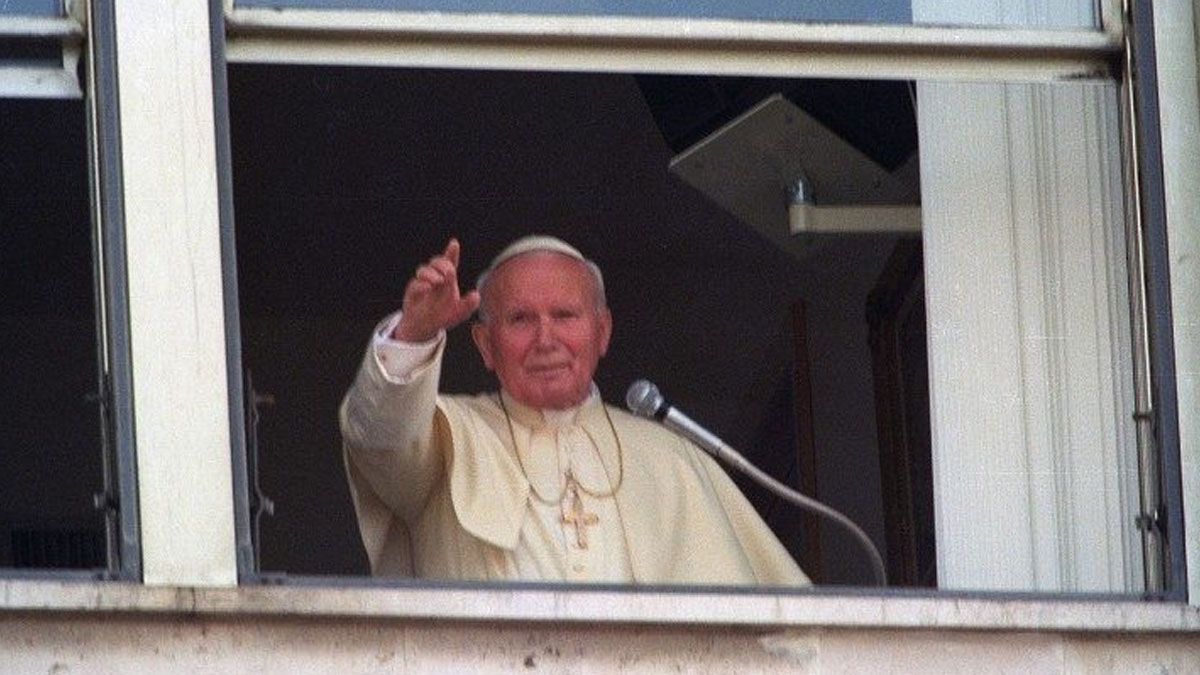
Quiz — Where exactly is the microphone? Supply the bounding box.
[625,379,741,466]
[625,379,888,586]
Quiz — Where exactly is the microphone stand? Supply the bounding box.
[710,440,888,587]
[626,380,888,587]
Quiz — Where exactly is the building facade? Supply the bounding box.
[1,0,1199,670]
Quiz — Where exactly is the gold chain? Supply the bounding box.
[500,394,625,505]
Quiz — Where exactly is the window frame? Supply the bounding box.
[0,13,82,98]
[222,6,1125,83]
[91,0,238,587]
[1125,0,1187,600]
[85,0,142,583]
[208,0,1189,604]
[0,1,139,581]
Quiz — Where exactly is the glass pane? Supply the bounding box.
[912,0,1095,29]
[234,0,1098,30]
[229,65,1138,594]
[0,97,106,571]
[0,0,62,17]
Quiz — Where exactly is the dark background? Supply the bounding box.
[228,65,920,585]
[0,97,105,570]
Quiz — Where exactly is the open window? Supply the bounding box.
[0,93,106,573]
[227,62,1155,594]
[0,0,138,580]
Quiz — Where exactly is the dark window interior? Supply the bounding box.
[229,65,928,586]
[0,97,106,571]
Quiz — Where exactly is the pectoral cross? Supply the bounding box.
[560,475,599,549]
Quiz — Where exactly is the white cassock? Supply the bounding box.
[339,317,810,586]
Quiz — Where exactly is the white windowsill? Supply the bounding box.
[3,579,1198,634]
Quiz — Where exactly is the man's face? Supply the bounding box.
[471,252,612,410]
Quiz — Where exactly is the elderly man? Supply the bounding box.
[340,236,809,585]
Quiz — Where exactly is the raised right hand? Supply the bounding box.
[392,238,481,342]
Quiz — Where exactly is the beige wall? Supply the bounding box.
[3,581,1196,672]
[2,612,1198,673]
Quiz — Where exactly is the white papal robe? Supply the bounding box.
[340,330,809,586]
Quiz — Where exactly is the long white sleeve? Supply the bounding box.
[370,312,444,384]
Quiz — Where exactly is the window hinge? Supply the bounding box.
[1135,508,1165,534]
[92,491,118,513]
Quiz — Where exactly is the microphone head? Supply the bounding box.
[625,379,665,419]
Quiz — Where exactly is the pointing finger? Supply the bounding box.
[444,238,461,268]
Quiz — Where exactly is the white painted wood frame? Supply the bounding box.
[223,8,1121,82]
[917,80,1142,592]
[112,0,237,586]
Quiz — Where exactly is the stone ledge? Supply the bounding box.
[2,579,1198,634]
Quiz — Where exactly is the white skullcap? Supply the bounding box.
[475,235,606,320]
[484,234,585,273]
